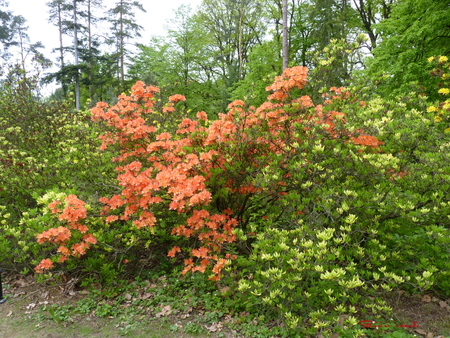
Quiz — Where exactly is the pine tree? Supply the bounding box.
[107,0,145,93]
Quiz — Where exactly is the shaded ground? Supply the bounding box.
[383,291,450,338]
[1,273,450,338]
[0,274,242,338]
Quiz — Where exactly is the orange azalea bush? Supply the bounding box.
[35,66,382,280]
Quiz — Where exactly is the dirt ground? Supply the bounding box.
[1,273,450,338]
[381,291,450,338]
[0,273,242,338]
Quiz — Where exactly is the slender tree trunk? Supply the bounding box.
[73,0,80,110]
[120,0,125,89]
[18,26,26,73]
[57,2,64,68]
[238,5,243,80]
[282,0,288,70]
[88,0,93,101]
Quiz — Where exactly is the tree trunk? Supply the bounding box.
[73,0,80,110]
[238,5,243,80]
[57,2,64,68]
[120,0,125,89]
[282,0,288,70]
[88,0,93,100]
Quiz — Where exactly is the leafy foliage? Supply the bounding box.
[427,55,450,132]
[0,61,117,274]
[365,0,450,99]
[26,63,450,336]
[0,63,112,214]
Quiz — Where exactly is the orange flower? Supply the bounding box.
[196,111,208,121]
[163,106,176,113]
[156,132,172,140]
[83,233,97,244]
[105,215,118,223]
[351,135,383,147]
[168,94,186,102]
[228,100,245,109]
[48,200,62,214]
[211,258,229,278]
[35,259,54,273]
[192,247,210,258]
[168,246,181,257]
[57,245,70,255]
[71,242,89,257]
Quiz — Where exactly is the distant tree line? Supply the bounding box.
[0,0,448,110]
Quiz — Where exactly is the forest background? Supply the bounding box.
[0,0,450,337]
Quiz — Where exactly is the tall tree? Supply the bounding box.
[73,0,80,110]
[129,6,223,113]
[46,0,84,98]
[197,0,266,85]
[193,0,266,110]
[233,0,311,105]
[307,0,360,51]
[107,0,145,93]
[46,0,107,104]
[47,0,67,69]
[0,1,47,64]
[259,0,315,69]
[0,0,15,59]
[80,0,103,101]
[351,0,394,50]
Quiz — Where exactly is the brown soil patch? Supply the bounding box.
[0,272,241,338]
[383,291,450,338]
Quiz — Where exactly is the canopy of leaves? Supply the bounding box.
[365,0,450,99]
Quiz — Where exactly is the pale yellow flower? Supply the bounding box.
[427,106,438,112]
[438,88,450,95]
[439,56,448,63]
[428,56,435,63]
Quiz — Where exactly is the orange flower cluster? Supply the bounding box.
[266,66,308,102]
[350,134,384,148]
[37,226,71,244]
[163,94,186,113]
[35,195,97,273]
[90,85,243,279]
[168,94,187,103]
[92,81,160,150]
[170,209,237,276]
[35,258,54,273]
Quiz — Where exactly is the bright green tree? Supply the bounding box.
[365,0,450,99]
[129,5,227,114]
[351,0,395,50]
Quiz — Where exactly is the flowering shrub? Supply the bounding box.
[0,62,118,273]
[0,63,115,220]
[35,66,381,280]
[32,64,450,335]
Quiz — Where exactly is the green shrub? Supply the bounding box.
[235,80,450,335]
